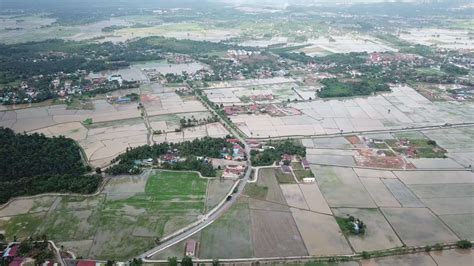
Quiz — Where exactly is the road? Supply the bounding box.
[139,89,253,260]
[137,87,154,145]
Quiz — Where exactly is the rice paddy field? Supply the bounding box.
[0,15,239,44]
[361,250,474,266]
[0,88,230,167]
[228,85,474,138]
[0,170,234,260]
[297,34,397,55]
[149,150,473,260]
[0,15,133,44]
[399,28,474,50]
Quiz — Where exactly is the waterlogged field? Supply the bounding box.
[0,171,235,260]
[228,85,474,138]
[399,28,474,50]
[298,34,397,55]
[0,88,231,167]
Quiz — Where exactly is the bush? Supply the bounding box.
[361,251,371,259]
[456,240,472,249]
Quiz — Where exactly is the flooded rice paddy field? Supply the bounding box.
[229,85,474,138]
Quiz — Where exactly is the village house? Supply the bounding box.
[281,153,294,163]
[301,159,310,170]
[222,165,246,179]
[280,164,292,174]
[247,139,262,150]
[232,144,245,161]
[77,260,99,266]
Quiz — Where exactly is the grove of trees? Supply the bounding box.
[0,127,101,203]
[106,137,234,176]
[251,139,306,166]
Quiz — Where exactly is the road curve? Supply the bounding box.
[138,89,253,260]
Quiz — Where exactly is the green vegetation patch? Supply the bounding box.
[103,171,207,218]
[0,128,101,204]
[294,170,315,181]
[131,36,240,55]
[251,139,306,167]
[386,138,447,158]
[275,168,296,184]
[106,137,234,177]
[335,215,366,236]
[3,213,46,240]
[244,183,269,200]
[318,78,390,98]
[66,98,94,110]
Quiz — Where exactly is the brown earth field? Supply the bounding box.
[247,168,289,212]
[291,208,352,256]
[250,208,308,257]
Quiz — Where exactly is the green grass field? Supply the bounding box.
[244,183,269,200]
[294,170,315,181]
[275,169,296,184]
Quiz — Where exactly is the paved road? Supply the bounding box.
[139,90,253,260]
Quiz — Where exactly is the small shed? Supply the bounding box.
[185,239,197,257]
[281,165,291,174]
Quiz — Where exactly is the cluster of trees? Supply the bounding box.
[167,256,196,266]
[315,52,367,65]
[198,54,289,82]
[130,36,248,55]
[441,63,469,76]
[0,39,164,85]
[278,51,314,64]
[251,139,306,166]
[17,236,54,264]
[178,115,218,129]
[106,137,234,176]
[318,78,390,98]
[277,51,367,66]
[0,128,101,203]
[336,215,367,236]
